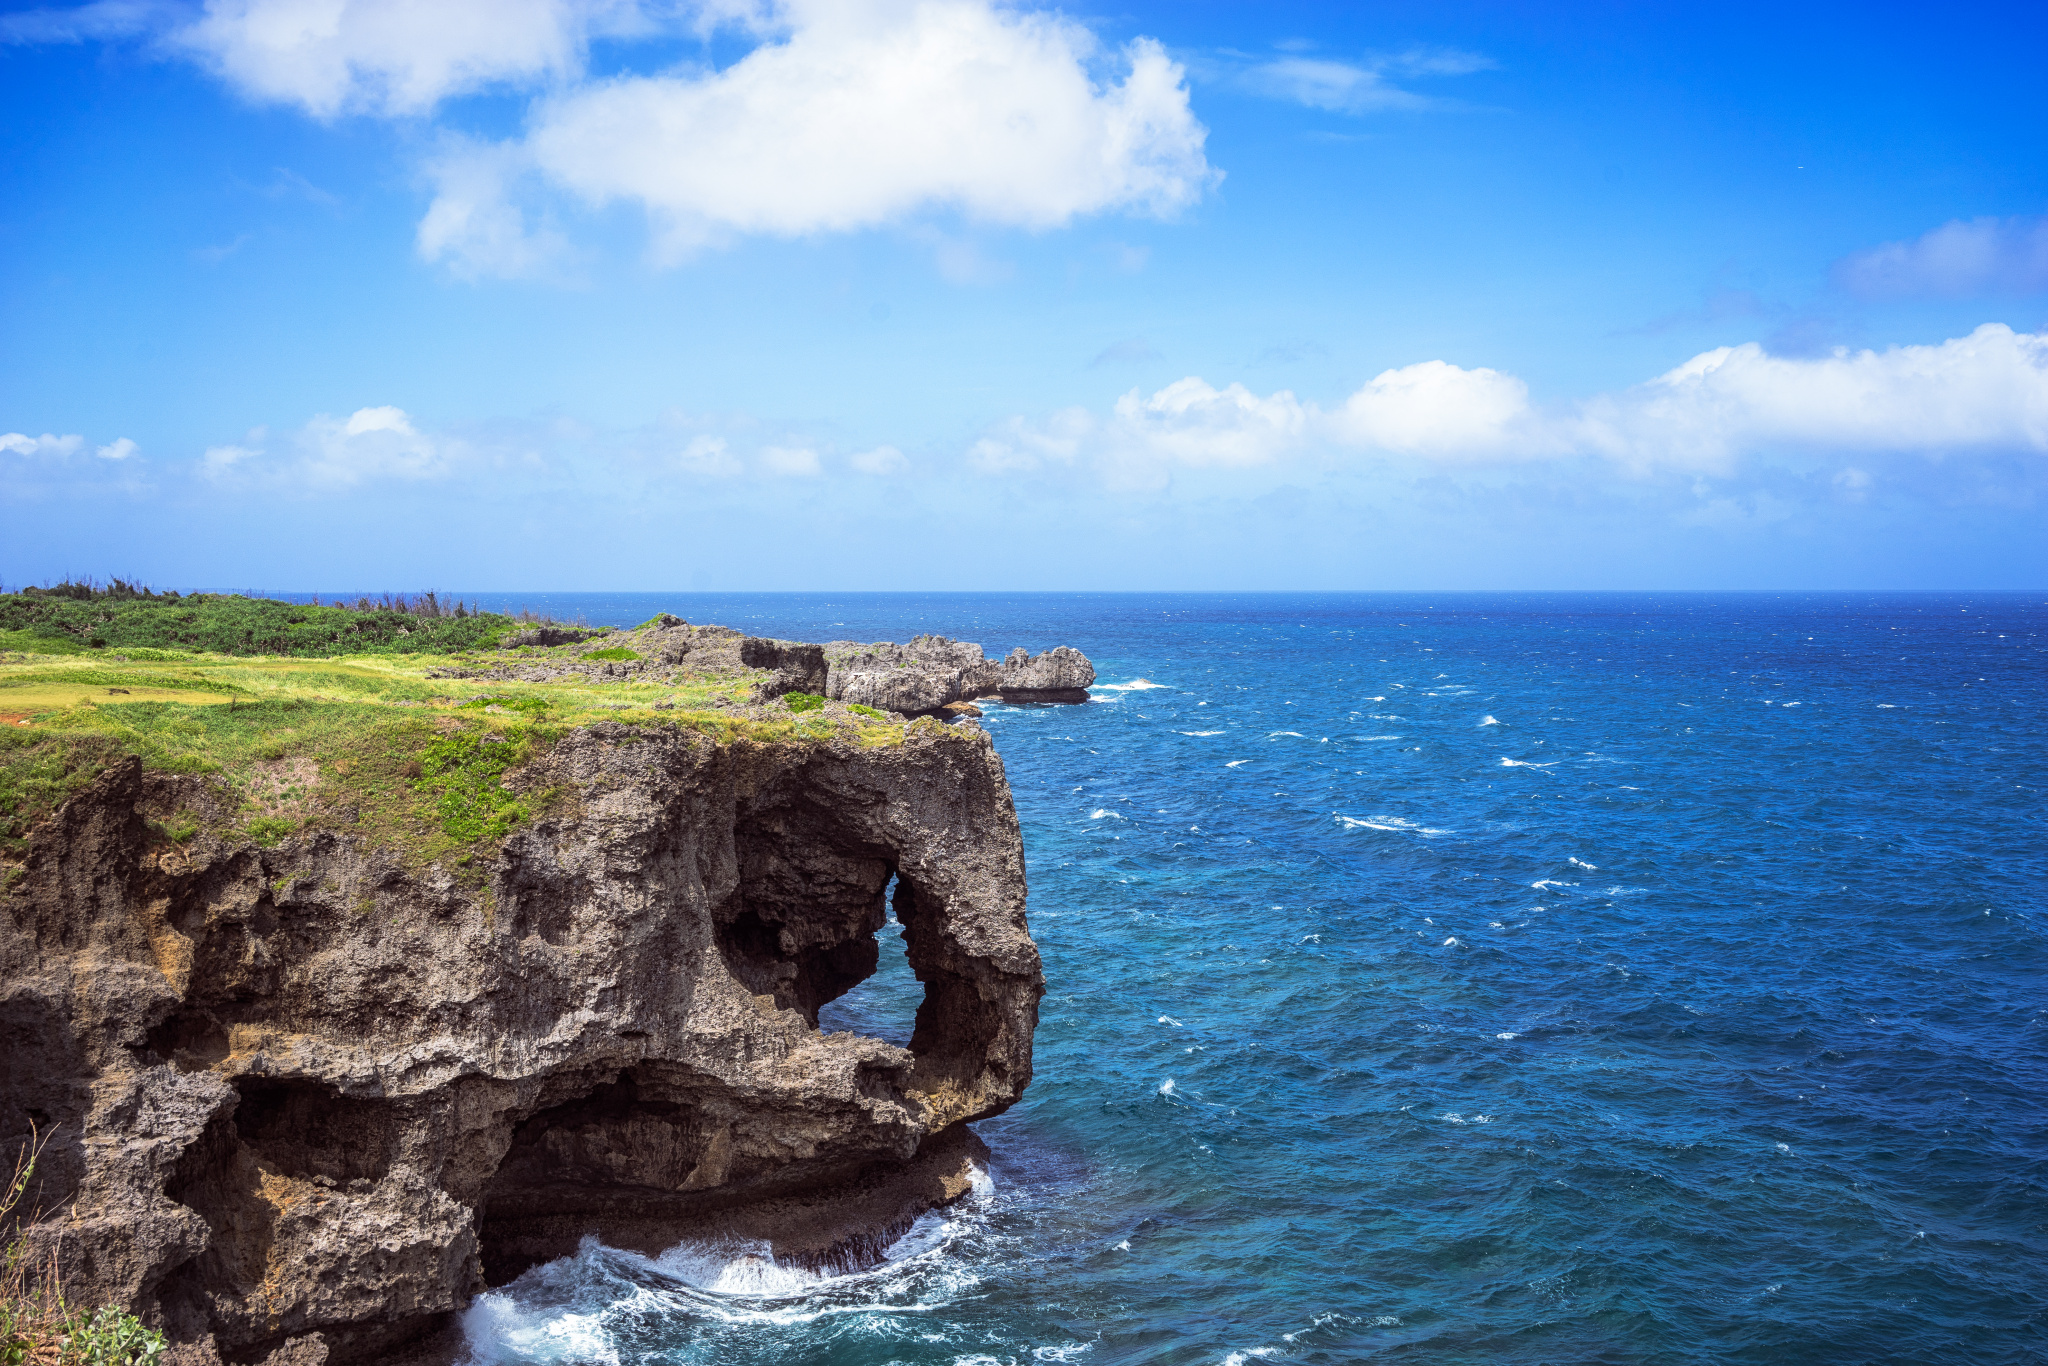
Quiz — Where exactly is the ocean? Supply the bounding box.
[419,592,2045,1365]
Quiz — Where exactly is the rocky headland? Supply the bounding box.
[0,606,1095,1365]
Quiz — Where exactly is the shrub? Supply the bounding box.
[848,704,886,720]
[783,692,825,714]
[579,648,640,662]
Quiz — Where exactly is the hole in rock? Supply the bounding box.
[231,1078,394,1185]
[817,874,921,1047]
[714,806,922,1031]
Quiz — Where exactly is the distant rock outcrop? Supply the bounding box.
[998,645,1095,704]
[822,636,1093,715]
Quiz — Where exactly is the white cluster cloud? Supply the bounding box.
[1580,323,2048,472]
[979,324,2048,481]
[12,0,1213,274]
[1109,378,1305,467]
[2,432,85,457]
[203,405,457,485]
[1334,360,1544,460]
[1836,214,2048,299]
[2,431,138,459]
[849,445,908,475]
[424,0,1211,273]
[170,0,650,118]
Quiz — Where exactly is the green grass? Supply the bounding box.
[579,647,640,662]
[0,602,915,874]
[415,729,540,843]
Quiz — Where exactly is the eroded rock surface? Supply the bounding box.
[0,720,1040,1365]
[998,646,1096,704]
[821,636,1095,715]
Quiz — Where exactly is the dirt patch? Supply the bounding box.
[243,756,322,822]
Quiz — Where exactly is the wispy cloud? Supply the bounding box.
[1836,214,2048,299]
[193,232,252,264]
[1239,46,1494,115]
[0,0,171,45]
[261,167,341,207]
[1089,337,1161,368]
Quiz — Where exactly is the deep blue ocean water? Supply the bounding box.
[426,592,2045,1366]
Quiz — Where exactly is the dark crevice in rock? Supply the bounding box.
[231,1079,395,1186]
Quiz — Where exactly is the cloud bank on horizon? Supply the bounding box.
[3,0,2045,587]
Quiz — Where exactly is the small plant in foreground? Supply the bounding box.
[3,1134,167,1366]
[783,692,825,714]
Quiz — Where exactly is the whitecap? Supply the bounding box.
[1158,1015,1183,1026]
[1225,759,1251,767]
[461,1174,996,1361]
[1568,857,1599,871]
[1496,1031,1519,1039]
[1479,715,1500,726]
[1500,758,1556,768]
[1178,730,1226,736]
[1530,879,1576,891]
[1095,678,1167,691]
[1089,809,1125,820]
[1267,731,1305,738]
[1358,735,1403,741]
[1442,936,1459,946]
[1221,1351,1280,1365]
[1158,1078,1177,1095]
[1335,815,1450,836]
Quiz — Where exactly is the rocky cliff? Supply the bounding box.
[0,639,1056,1364]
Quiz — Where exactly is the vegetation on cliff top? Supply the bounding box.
[0,587,917,873]
[0,580,516,658]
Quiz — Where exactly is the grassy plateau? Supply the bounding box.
[0,585,911,876]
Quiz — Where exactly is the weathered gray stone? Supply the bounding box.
[821,636,1000,716]
[998,646,1095,704]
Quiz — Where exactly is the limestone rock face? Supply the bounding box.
[822,637,1097,714]
[998,646,1096,704]
[821,636,1002,716]
[0,723,1040,1365]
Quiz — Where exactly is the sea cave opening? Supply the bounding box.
[815,873,921,1047]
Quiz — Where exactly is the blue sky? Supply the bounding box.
[3,0,2045,590]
